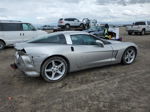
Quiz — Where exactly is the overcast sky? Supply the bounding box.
[0,0,150,25]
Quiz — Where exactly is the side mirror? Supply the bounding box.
[96,40,104,47]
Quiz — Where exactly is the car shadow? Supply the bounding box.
[67,63,123,77]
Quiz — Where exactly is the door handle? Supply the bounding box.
[71,46,74,52]
[23,33,24,36]
[20,33,22,36]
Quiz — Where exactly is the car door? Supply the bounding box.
[69,18,75,26]
[70,34,113,69]
[74,19,80,26]
[2,23,23,44]
[22,23,37,41]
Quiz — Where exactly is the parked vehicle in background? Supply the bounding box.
[12,31,138,82]
[85,26,104,37]
[0,20,47,50]
[82,18,90,29]
[58,18,85,30]
[52,26,62,32]
[41,25,53,30]
[85,25,121,41]
[126,21,150,35]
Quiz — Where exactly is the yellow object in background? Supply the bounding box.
[108,35,112,39]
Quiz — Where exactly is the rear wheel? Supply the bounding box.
[0,40,5,50]
[65,24,70,30]
[41,57,68,82]
[140,29,145,35]
[128,32,132,35]
[80,24,84,29]
[122,47,136,65]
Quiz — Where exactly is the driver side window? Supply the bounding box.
[71,34,98,45]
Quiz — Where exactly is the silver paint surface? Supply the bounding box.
[14,31,138,77]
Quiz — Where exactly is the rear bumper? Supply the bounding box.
[12,52,40,77]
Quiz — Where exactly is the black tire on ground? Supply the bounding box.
[41,57,68,82]
[0,40,5,50]
[128,32,132,35]
[140,29,145,35]
[65,24,70,30]
[122,47,137,65]
[80,24,84,30]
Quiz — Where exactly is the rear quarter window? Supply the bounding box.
[59,18,63,21]
[1,23,22,31]
[30,34,66,44]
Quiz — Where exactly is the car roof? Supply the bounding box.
[50,31,89,35]
[0,20,26,23]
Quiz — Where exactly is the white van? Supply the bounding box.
[0,20,47,50]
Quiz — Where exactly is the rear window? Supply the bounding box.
[59,18,63,21]
[0,23,22,31]
[135,22,146,25]
[30,34,66,44]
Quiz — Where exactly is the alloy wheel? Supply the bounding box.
[44,60,66,81]
[0,41,5,50]
[124,48,136,64]
[141,30,145,35]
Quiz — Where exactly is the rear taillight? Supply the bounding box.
[17,49,26,55]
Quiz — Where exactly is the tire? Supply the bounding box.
[0,40,5,50]
[80,24,84,29]
[140,29,145,35]
[65,24,70,30]
[128,32,132,35]
[122,47,136,65]
[41,57,68,82]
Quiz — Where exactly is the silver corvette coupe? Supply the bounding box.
[11,31,138,82]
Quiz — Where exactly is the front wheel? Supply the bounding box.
[41,57,68,82]
[122,47,136,65]
[0,41,5,50]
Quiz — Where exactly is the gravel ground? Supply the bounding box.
[0,27,150,112]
